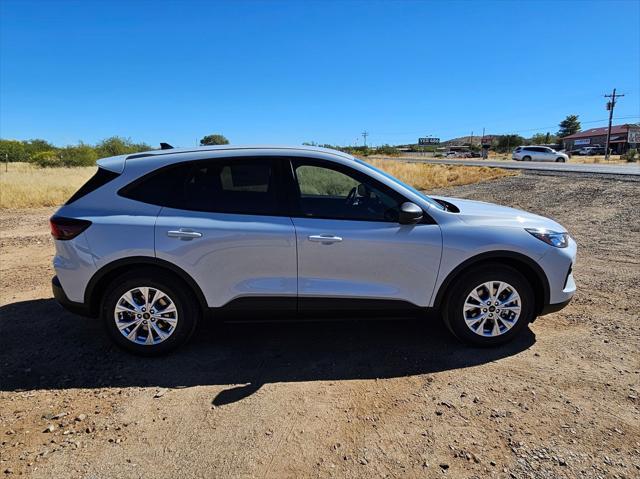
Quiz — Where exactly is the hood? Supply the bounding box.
[433,196,566,232]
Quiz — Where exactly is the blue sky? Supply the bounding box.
[1,0,639,147]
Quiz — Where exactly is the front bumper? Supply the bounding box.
[52,276,91,317]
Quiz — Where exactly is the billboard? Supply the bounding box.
[574,139,591,146]
[418,137,440,145]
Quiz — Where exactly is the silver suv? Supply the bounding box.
[51,146,576,355]
[513,146,568,162]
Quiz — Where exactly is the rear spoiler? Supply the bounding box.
[97,143,174,173]
[96,154,128,174]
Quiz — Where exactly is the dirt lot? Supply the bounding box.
[1,172,639,478]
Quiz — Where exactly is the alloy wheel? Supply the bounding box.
[462,281,522,337]
[113,287,178,345]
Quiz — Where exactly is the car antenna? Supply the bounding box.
[160,142,174,150]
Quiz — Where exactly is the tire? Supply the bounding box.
[556,157,565,163]
[101,268,200,356]
[522,156,531,161]
[443,264,535,347]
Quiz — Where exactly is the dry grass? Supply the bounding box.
[0,160,513,210]
[0,162,95,209]
[367,158,515,190]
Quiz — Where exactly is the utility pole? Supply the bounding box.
[362,131,368,147]
[604,88,624,160]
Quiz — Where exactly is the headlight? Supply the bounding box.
[526,228,569,248]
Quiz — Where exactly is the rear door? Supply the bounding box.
[285,157,442,311]
[151,157,297,309]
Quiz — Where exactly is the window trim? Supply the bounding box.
[118,157,290,217]
[284,157,435,224]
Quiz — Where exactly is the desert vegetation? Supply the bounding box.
[0,162,95,209]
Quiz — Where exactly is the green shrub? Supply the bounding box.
[31,151,64,167]
[60,144,99,166]
[0,139,29,162]
[373,144,401,156]
[95,136,151,158]
[622,148,638,162]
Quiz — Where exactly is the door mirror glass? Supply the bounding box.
[398,202,423,224]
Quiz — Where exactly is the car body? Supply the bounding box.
[577,146,604,155]
[51,146,576,355]
[512,146,568,162]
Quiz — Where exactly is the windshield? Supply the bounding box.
[354,159,446,210]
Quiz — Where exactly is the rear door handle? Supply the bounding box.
[308,234,343,244]
[167,229,203,239]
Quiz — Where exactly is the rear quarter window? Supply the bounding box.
[65,168,120,205]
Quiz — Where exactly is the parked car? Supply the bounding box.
[51,146,577,355]
[577,146,605,155]
[512,146,568,162]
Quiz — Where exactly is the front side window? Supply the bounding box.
[291,160,403,222]
[120,158,281,215]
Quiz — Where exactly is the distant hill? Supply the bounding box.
[441,135,498,146]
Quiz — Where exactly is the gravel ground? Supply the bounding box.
[0,172,639,478]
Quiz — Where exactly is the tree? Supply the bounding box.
[495,135,525,152]
[23,139,56,156]
[200,134,229,146]
[95,136,151,158]
[557,115,581,138]
[531,132,558,145]
[0,139,29,162]
[60,143,99,166]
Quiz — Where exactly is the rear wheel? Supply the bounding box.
[522,155,531,161]
[443,264,535,346]
[101,270,200,356]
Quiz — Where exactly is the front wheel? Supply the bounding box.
[101,270,200,356]
[443,264,535,346]
[556,157,566,163]
[522,155,531,161]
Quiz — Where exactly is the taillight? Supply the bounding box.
[50,216,92,240]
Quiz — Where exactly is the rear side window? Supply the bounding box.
[120,158,282,216]
[65,168,120,205]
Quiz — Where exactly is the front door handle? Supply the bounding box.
[308,234,343,244]
[167,229,203,239]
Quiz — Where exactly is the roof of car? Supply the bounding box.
[96,145,356,174]
[125,144,354,161]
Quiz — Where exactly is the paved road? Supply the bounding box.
[379,157,640,176]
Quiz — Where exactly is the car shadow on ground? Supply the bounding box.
[0,299,535,405]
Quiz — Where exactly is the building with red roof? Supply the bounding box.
[561,123,640,154]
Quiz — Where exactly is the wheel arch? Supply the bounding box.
[433,251,550,315]
[84,256,209,317]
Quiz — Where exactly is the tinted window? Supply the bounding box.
[291,160,403,222]
[120,158,282,215]
[66,167,120,205]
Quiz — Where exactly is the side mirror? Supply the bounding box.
[398,202,423,224]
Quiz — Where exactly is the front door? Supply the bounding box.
[287,158,442,311]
